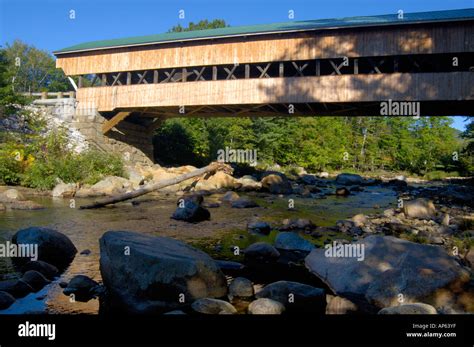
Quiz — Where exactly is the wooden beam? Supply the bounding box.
[256,63,271,78]
[245,64,250,79]
[279,63,284,77]
[193,67,206,81]
[153,70,159,83]
[127,72,132,85]
[137,71,148,84]
[224,66,238,80]
[212,66,217,80]
[111,72,122,86]
[102,112,131,134]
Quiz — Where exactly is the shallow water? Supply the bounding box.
[0,184,397,314]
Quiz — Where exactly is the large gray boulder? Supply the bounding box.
[12,227,77,270]
[335,173,364,185]
[305,236,469,309]
[248,298,285,314]
[99,231,228,313]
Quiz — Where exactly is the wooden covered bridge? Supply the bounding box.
[53,8,474,162]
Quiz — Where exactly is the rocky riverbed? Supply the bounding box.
[0,167,472,315]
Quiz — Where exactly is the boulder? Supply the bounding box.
[9,200,44,210]
[335,173,364,185]
[0,291,15,310]
[274,232,314,252]
[318,172,330,178]
[261,174,293,195]
[52,182,76,198]
[378,303,437,314]
[0,203,5,211]
[12,227,77,270]
[215,260,245,271]
[220,191,240,202]
[244,242,280,262]
[280,218,316,231]
[247,220,271,235]
[191,298,237,314]
[0,280,33,298]
[171,196,210,223]
[403,198,436,219]
[21,270,50,292]
[0,188,26,201]
[236,175,262,191]
[248,298,285,314]
[352,214,367,227]
[195,171,240,191]
[124,166,144,188]
[299,174,318,185]
[231,198,259,208]
[99,231,228,313]
[305,236,469,308]
[255,281,326,313]
[63,275,100,302]
[90,176,133,195]
[229,277,254,300]
[20,261,59,280]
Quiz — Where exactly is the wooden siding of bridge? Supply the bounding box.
[57,22,473,76]
[76,72,474,112]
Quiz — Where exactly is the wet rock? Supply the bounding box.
[99,231,227,313]
[403,198,436,219]
[335,173,364,185]
[385,179,408,190]
[247,220,271,235]
[21,270,50,292]
[280,218,316,231]
[299,174,318,185]
[195,171,240,191]
[215,260,245,271]
[171,196,210,223]
[0,291,15,309]
[12,227,77,270]
[20,261,59,280]
[220,191,240,202]
[0,280,33,298]
[256,281,326,313]
[63,275,100,302]
[229,277,254,300]
[378,303,437,314]
[52,182,76,198]
[261,174,293,195]
[336,187,350,196]
[9,200,44,210]
[274,232,314,252]
[305,235,470,309]
[231,198,259,208]
[0,188,26,201]
[385,222,412,235]
[244,242,280,262]
[325,295,359,314]
[191,298,237,314]
[248,298,285,314]
[59,281,68,288]
[236,175,262,191]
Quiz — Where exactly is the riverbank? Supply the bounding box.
[0,166,472,315]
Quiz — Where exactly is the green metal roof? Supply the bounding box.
[54,8,474,55]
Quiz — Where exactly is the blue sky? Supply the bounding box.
[0,0,471,130]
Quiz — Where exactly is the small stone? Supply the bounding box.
[0,291,15,309]
[248,298,285,314]
[231,198,259,208]
[191,298,237,314]
[80,249,91,255]
[336,188,350,196]
[247,220,271,235]
[229,277,254,300]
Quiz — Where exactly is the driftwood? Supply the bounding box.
[79,162,232,209]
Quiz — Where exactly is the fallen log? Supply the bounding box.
[79,162,232,209]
